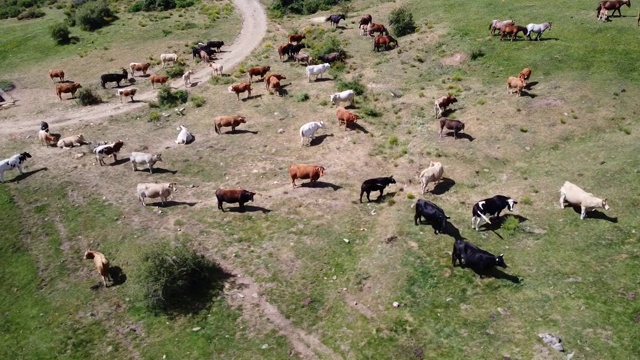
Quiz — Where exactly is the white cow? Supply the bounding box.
[175,125,194,144]
[306,63,331,82]
[209,63,223,76]
[137,182,177,206]
[559,181,610,220]
[182,70,193,87]
[330,89,355,107]
[130,152,163,173]
[419,161,444,194]
[160,53,178,68]
[299,121,326,146]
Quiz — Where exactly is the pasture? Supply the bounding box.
[1,0,639,358]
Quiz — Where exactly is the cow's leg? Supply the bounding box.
[378,189,384,200]
[414,213,421,225]
[16,165,24,175]
[359,190,365,203]
[559,192,566,209]
[239,202,245,212]
[580,206,586,220]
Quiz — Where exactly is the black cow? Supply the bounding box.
[193,46,215,59]
[206,40,225,51]
[414,199,450,234]
[216,189,256,212]
[100,69,128,89]
[359,176,396,203]
[318,52,342,63]
[452,238,507,276]
[289,43,306,57]
[471,195,518,231]
[40,121,49,132]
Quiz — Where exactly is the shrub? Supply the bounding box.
[295,92,310,102]
[388,136,399,147]
[75,0,116,31]
[190,94,205,107]
[50,22,71,45]
[389,6,416,37]
[149,111,160,122]
[502,216,520,232]
[17,8,45,20]
[310,35,346,59]
[209,76,234,85]
[406,193,415,200]
[337,78,365,96]
[127,1,143,12]
[0,6,22,20]
[268,0,346,16]
[521,195,533,205]
[361,105,382,117]
[75,88,102,106]
[470,49,485,60]
[0,80,16,92]
[165,62,186,79]
[157,86,188,108]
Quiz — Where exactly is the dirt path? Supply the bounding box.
[0,0,268,136]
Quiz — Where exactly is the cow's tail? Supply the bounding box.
[479,212,492,224]
[214,122,220,134]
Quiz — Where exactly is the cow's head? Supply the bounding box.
[458,122,465,133]
[602,199,610,210]
[387,176,396,184]
[316,166,325,177]
[318,121,325,128]
[154,154,163,162]
[238,116,247,123]
[243,191,256,202]
[448,95,458,104]
[507,198,517,212]
[265,66,271,72]
[20,152,32,160]
[168,182,178,192]
[84,249,95,260]
[496,254,508,268]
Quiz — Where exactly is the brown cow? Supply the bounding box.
[49,69,65,82]
[288,34,305,44]
[129,62,151,76]
[149,74,169,88]
[278,44,292,61]
[247,66,271,83]
[264,74,286,89]
[439,119,465,139]
[215,189,256,212]
[500,25,527,41]
[214,115,247,134]
[267,77,281,96]
[507,76,525,96]
[336,107,359,130]
[38,130,60,146]
[55,82,82,100]
[434,95,458,118]
[359,14,372,28]
[289,164,325,188]
[518,67,532,85]
[117,88,138,103]
[228,82,252,100]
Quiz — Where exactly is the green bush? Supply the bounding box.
[75,88,102,106]
[17,7,45,20]
[501,216,520,232]
[190,94,205,107]
[337,78,366,96]
[149,111,160,122]
[157,86,188,108]
[165,62,186,79]
[127,1,143,12]
[50,22,71,45]
[389,6,416,37]
[295,92,310,102]
[75,0,116,31]
[361,105,382,117]
[0,6,24,19]
[310,35,346,59]
[209,76,235,85]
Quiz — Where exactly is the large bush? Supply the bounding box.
[17,7,45,20]
[74,0,116,31]
[165,62,186,79]
[75,88,102,106]
[389,6,416,37]
[50,22,71,45]
[310,35,346,59]
[269,0,348,16]
[157,86,188,108]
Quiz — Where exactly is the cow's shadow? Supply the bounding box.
[223,129,259,135]
[109,266,127,286]
[441,221,465,241]
[154,201,198,208]
[111,157,130,166]
[440,108,458,117]
[431,178,455,195]
[309,134,334,146]
[479,214,529,232]
[184,136,196,145]
[477,267,521,283]
[312,77,333,83]
[442,131,474,142]
[570,206,618,223]
[188,81,200,88]
[10,167,48,182]
[521,90,536,98]
[137,74,151,78]
[348,122,369,134]
[363,190,397,203]
[300,181,341,191]
[525,81,538,90]
[140,168,178,175]
[227,205,272,214]
[241,95,263,102]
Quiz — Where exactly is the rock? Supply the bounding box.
[392,302,400,308]
[525,146,531,151]
[343,238,350,243]
[538,333,564,352]
[301,298,312,306]
[75,153,85,159]
[261,344,269,349]
[192,327,201,332]
[566,352,575,360]
[277,128,285,134]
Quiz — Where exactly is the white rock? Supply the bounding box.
[277,128,285,134]
[261,344,269,349]
[343,238,350,243]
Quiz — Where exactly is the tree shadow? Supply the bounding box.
[109,266,127,286]
[227,205,272,214]
[300,181,342,191]
[227,129,259,135]
[431,178,456,195]
[310,133,334,146]
[11,167,48,182]
[570,206,618,222]
[479,214,529,232]
[155,201,198,208]
[443,131,475,141]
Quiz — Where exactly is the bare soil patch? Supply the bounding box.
[440,52,468,66]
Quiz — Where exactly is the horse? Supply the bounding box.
[489,19,514,36]
[325,14,346,27]
[500,25,528,41]
[359,14,372,27]
[596,0,631,17]
[373,35,398,51]
[525,22,552,41]
[367,23,389,36]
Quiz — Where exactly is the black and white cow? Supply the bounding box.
[452,238,507,276]
[414,199,450,234]
[0,152,32,183]
[360,176,396,203]
[471,195,517,231]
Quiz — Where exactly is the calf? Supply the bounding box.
[471,195,518,231]
[55,82,82,100]
[0,152,32,183]
[330,89,355,107]
[247,66,271,83]
[57,134,89,149]
[267,77,282,95]
[209,62,223,76]
[289,164,325,188]
[299,121,325,146]
[294,54,313,65]
[100,69,128,89]
[130,152,162,173]
[228,82,252,100]
[452,239,507,276]
[360,176,396,202]
[414,199,450,234]
[439,119,465,139]
[129,62,151,76]
[264,74,286,90]
[507,76,525,96]
[336,107,358,129]
[182,70,194,87]
[215,189,256,212]
[149,74,169,88]
[518,67,532,85]
[137,182,177,206]
[116,88,137,103]
[49,69,65,82]
[419,161,444,194]
[288,34,306,44]
[84,249,111,287]
[93,140,124,166]
[560,181,609,220]
[214,115,246,134]
[434,95,458,118]
[278,44,293,61]
[175,125,194,144]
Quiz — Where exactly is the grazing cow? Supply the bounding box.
[294,54,313,65]
[0,152,32,183]
[414,199,450,234]
[93,140,124,166]
[500,25,527,41]
[129,62,151,76]
[560,181,610,220]
[518,67,532,85]
[325,14,346,27]
[49,69,65,82]
[206,40,225,51]
[192,46,213,60]
[452,239,507,276]
[116,88,137,103]
[160,53,178,67]
[39,129,60,146]
[130,152,162,173]
[489,19,515,36]
[507,76,525,96]
[278,43,293,61]
[330,89,355,107]
[149,74,169,88]
[434,95,458,118]
[248,66,271,83]
[289,43,306,57]
[289,164,325,188]
[360,176,396,203]
[367,23,389,36]
[419,161,444,194]
[471,195,518,231]
[373,35,398,51]
[137,182,177,206]
[214,115,247,134]
[336,107,358,129]
[209,62,223,76]
[175,125,194,144]
[100,69,128,89]
[439,119,465,139]
[55,82,82,100]
[306,63,331,82]
[215,189,256,212]
[264,74,286,89]
[288,34,306,44]
[299,121,325,146]
[84,249,111,287]
[317,52,342,63]
[182,70,194,87]
[359,14,372,28]
[57,134,89,149]
[597,0,631,18]
[267,77,282,95]
[228,82,252,100]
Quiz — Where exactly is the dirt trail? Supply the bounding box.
[0,0,268,136]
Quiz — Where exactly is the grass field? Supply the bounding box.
[1,0,639,358]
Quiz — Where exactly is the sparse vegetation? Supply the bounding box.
[336,78,365,96]
[268,0,348,17]
[361,105,382,117]
[295,92,310,102]
[0,80,15,92]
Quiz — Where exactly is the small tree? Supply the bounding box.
[50,22,71,45]
[389,6,416,37]
[75,0,115,31]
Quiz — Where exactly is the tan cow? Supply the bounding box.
[336,107,359,129]
[49,69,65,82]
[149,74,169,88]
[214,115,247,134]
[228,82,252,100]
[289,164,325,188]
[55,82,82,100]
[507,76,525,96]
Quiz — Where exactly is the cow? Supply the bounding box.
[330,89,355,107]
[55,82,82,100]
[306,63,331,82]
[439,119,465,139]
[325,14,346,27]
[92,140,124,166]
[489,19,515,36]
[452,239,507,276]
[199,50,211,63]
[175,125,194,144]
[206,40,224,51]
[137,182,177,206]
[209,62,223,76]
[414,199,450,235]
[560,181,610,220]
[288,34,305,44]
[289,43,306,57]
[434,95,458,118]
[500,25,527,41]
[373,35,398,51]
[149,74,169,88]
[264,74,286,90]
[359,14,372,28]
[39,129,60,146]
[289,164,325,188]
[100,69,128,89]
[192,46,214,59]
[507,76,525,96]
[336,107,358,129]
[130,152,162,173]
[215,189,256,212]
[518,67,532,85]
[129,62,151,76]
[228,82,252,100]
[367,23,389,36]
[299,121,325,146]
[57,134,89,149]
[160,53,178,67]
[471,195,518,231]
[317,52,342,63]
[360,176,396,203]
[267,76,282,96]
[419,161,444,194]
[0,152,32,183]
[49,69,65,82]
[84,249,111,287]
[182,70,194,87]
[247,66,271,83]
[214,115,246,134]
[116,88,137,103]
[294,54,313,65]
[278,43,293,61]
